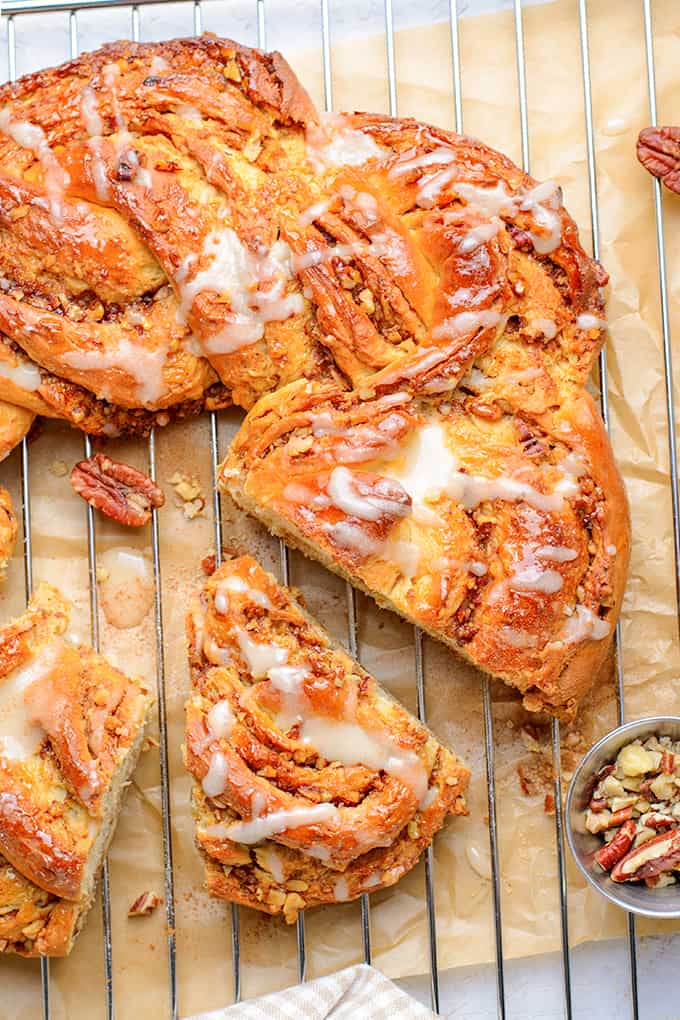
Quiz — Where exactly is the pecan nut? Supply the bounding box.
[128,891,161,917]
[611,826,680,883]
[594,818,636,871]
[637,126,680,194]
[70,453,165,526]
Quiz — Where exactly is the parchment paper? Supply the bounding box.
[2,0,680,1017]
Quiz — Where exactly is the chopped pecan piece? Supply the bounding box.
[611,827,680,883]
[637,126,680,194]
[128,891,161,916]
[71,453,165,526]
[594,819,636,871]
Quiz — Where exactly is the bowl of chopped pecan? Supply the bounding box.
[566,717,680,917]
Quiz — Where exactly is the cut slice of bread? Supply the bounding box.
[0,583,152,956]
[184,556,469,923]
[220,378,629,721]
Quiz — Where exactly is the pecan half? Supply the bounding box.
[611,827,680,883]
[71,453,165,526]
[637,127,680,194]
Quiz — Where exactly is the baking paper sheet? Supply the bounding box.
[2,0,680,1016]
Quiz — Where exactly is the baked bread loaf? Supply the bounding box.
[0,583,152,956]
[185,556,469,922]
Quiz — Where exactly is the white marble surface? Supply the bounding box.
[2,2,679,1017]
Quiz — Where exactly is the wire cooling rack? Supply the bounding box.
[0,1,678,1018]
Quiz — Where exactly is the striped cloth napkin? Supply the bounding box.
[186,964,436,1019]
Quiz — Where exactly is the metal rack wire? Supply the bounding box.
[0,1,678,1018]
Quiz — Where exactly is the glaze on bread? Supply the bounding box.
[0,33,628,718]
[0,37,606,428]
[0,36,331,424]
[185,557,469,922]
[0,584,152,955]
[222,378,628,720]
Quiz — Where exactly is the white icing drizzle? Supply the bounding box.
[292,242,370,272]
[452,179,563,254]
[327,466,409,522]
[101,63,150,190]
[297,198,331,227]
[606,544,617,556]
[555,605,609,645]
[576,313,606,330]
[205,802,339,844]
[519,181,563,254]
[508,557,563,594]
[535,545,577,562]
[207,700,234,739]
[531,318,558,339]
[506,367,543,386]
[267,665,308,695]
[282,482,330,508]
[307,117,389,169]
[552,451,587,500]
[0,109,70,223]
[0,356,41,391]
[462,367,493,391]
[416,164,459,208]
[307,844,331,862]
[234,628,288,679]
[386,422,572,515]
[325,520,382,557]
[202,750,229,797]
[79,86,110,201]
[175,233,303,351]
[0,642,62,761]
[384,537,421,579]
[203,638,232,667]
[214,575,272,614]
[389,146,456,178]
[432,310,501,341]
[453,180,517,217]
[62,337,168,406]
[458,217,503,254]
[281,714,427,801]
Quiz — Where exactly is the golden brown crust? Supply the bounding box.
[221,375,629,720]
[0,583,152,905]
[0,35,329,417]
[0,335,231,438]
[0,850,84,957]
[0,35,606,429]
[184,556,469,921]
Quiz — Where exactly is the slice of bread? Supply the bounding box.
[220,378,629,721]
[0,583,152,956]
[184,555,469,923]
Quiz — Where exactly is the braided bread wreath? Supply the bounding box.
[0,34,628,724]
